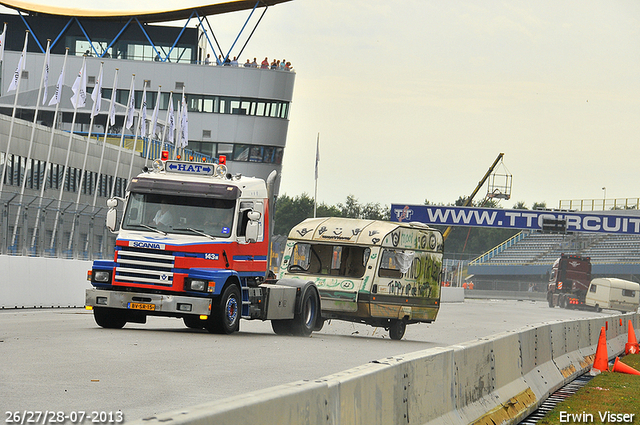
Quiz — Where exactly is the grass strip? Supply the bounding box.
[537,354,640,424]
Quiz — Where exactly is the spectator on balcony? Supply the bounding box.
[204,54,211,65]
[231,56,239,66]
[261,57,269,68]
[244,59,251,67]
[251,58,258,68]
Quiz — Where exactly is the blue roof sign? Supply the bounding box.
[165,161,214,176]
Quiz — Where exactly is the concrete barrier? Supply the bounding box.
[0,255,92,308]
[132,312,638,425]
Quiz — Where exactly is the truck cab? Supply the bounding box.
[278,217,444,340]
[547,253,592,309]
[85,155,320,336]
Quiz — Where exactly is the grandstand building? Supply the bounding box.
[468,228,640,291]
[0,1,295,258]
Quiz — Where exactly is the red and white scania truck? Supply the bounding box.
[85,154,321,336]
[546,253,592,309]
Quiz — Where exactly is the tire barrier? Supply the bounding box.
[131,313,638,425]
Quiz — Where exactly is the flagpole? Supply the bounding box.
[0,30,28,196]
[314,132,319,218]
[175,92,181,160]
[146,85,161,164]
[74,61,103,207]
[68,61,104,250]
[160,91,174,157]
[92,68,118,208]
[31,48,68,251]
[127,81,146,183]
[181,87,188,154]
[10,39,50,253]
[110,74,135,198]
[50,56,86,254]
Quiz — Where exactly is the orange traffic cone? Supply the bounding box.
[625,320,640,355]
[612,357,640,376]
[592,326,609,373]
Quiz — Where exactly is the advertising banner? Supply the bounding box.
[390,204,640,235]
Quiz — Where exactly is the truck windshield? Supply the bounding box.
[122,192,236,238]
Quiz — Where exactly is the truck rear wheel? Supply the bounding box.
[93,307,127,329]
[389,320,406,340]
[206,284,241,334]
[271,287,320,337]
[290,287,319,337]
[560,294,568,309]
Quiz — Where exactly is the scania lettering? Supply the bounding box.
[278,217,444,340]
[85,154,321,336]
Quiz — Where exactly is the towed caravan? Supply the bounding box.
[585,278,640,313]
[278,217,444,340]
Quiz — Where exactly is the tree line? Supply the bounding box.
[273,193,548,259]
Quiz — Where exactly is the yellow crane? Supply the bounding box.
[442,153,511,240]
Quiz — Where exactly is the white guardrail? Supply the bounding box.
[131,314,634,424]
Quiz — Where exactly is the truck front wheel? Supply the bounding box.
[93,307,127,329]
[206,285,241,334]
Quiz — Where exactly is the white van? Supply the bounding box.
[585,278,640,313]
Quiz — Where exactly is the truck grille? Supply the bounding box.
[115,246,175,286]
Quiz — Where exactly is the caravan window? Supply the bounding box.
[589,285,597,293]
[622,289,636,298]
[379,249,415,278]
[287,243,369,278]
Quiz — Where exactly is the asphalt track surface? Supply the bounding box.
[1,299,614,422]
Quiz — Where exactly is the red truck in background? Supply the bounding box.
[547,253,592,309]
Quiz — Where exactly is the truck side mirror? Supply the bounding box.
[106,198,119,233]
[245,211,261,243]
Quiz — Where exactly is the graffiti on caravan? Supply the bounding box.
[390,205,640,235]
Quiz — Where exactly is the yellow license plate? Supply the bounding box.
[128,302,156,311]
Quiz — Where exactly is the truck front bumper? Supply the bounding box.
[86,288,213,316]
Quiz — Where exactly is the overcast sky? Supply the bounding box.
[3,1,640,209]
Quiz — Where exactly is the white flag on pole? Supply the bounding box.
[139,83,147,136]
[90,63,103,117]
[149,86,160,138]
[167,92,175,143]
[179,91,188,148]
[107,70,118,127]
[48,59,66,106]
[125,75,135,129]
[8,33,28,92]
[0,23,7,63]
[42,42,51,105]
[70,59,87,108]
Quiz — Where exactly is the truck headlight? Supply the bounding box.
[185,279,207,292]
[93,270,112,283]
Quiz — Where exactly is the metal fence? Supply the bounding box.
[0,193,118,260]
